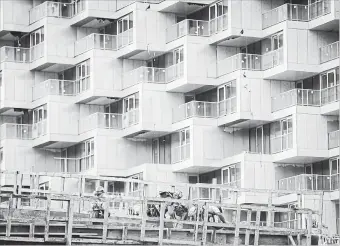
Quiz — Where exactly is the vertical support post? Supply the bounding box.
[245,209,252,246]
[29,223,35,238]
[158,202,166,246]
[17,172,23,209]
[66,198,74,246]
[254,210,261,246]
[297,194,302,229]
[233,205,241,246]
[306,211,312,246]
[194,204,200,242]
[267,192,273,227]
[102,200,109,243]
[6,195,13,237]
[140,198,148,242]
[201,203,209,246]
[44,195,51,241]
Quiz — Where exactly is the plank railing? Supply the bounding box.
[0,192,318,246]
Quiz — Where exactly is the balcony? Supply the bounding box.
[122,62,184,89]
[32,79,77,101]
[321,84,340,105]
[172,101,217,123]
[29,1,84,24]
[54,157,93,173]
[278,173,339,191]
[320,41,339,64]
[0,44,44,64]
[79,111,139,134]
[262,0,331,29]
[328,130,339,149]
[271,89,320,112]
[270,133,293,154]
[171,143,190,164]
[209,49,283,78]
[0,121,47,141]
[75,29,133,56]
[166,19,210,43]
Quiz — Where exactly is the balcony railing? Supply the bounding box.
[0,44,45,63]
[32,79,76,101]
[122,109,139,128]
[29,1,85,24]
[218,97,237,117]
[209,13,228,35]
[278,173,340,191]
[172,101,218,123]
[271,89,320,112]
[32,120,47,139]
[79,112,123,134]
[172,143,190,164]
[270,133,293,154]
[328,130,339,149]
[321,84,340,105]
[320,41,339,63]
[74,34,118,56]
[166,19,210,43]
[0,124,33,140]
[54,156,93,173]
[117,28,134,50]
[122,67,167,89]
[262,48,284,70]
[165,62,185,83]
[262,0,331,29]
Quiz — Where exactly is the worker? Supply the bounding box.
[92,186,109,219]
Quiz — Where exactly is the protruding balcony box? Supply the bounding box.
[319,41,339,69]
[271,113,329,164]
[32,79,77,101]
[0,59,33,112]
[0,0,31,33]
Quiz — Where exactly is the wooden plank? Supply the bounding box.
[102,200,109,243]
[194,205,199,242]
[158,202,166,246]
[306,211,312,246]
[6,197,13,237]
[233,205,241,246]
[140,198,148,242]
[288,235,297,246]
[245,209,252,246]
[44,195,51,241]
[16,172,23,209]
[122,226,128,241]
[254,210,261,246]
[66,199,74,246]
[29,223,35,238]
[201,204,209,246]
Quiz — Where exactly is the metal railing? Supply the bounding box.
[271,89,320,112]
[320,41,339,63]
[122,66,167,89]
[278,173,340,191]
[209,13,228,35]
[0,47,30,63]
[262,48,284,70]
[32,79,76,101]
[328,130,339,149]
[29,1,85,24]
[172,101,218,123]
[172,143,190,164]
[79,112,123,134]
[74,33,118,56]
[166,19,210,43]
[262,0,331,29]
[32,120,47,139]
[218,97,237,117]
[321,84,340,105]
[270,133,293,154]
[0,124,33,140]
[117,28,134,50]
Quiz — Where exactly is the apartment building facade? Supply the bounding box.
[0,0,339,235]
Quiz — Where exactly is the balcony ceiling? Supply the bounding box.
[161,2,206,15]
[129,50,165,61]
[216,36,261,47]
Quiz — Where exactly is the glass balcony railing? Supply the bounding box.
[320,41,339,63]
[29,1,85,24]
[321,84,340,105]
[122,109,139,128]
[328,130,339,149]
[278,173,340,191]
[262,0,331,29]
[218,97,237,117]
[123,62,184,88]
[32,79,77,101]
[166,19,210,43]
[54,156,93,173]
[172,101,218,123]
[74,34,118,56]
[270,133,293,154]
[0,124,33,140]
[271,89,320,112]
[211,49,283,78]
[32,120,47,139]
[171,143,190,164]
[117,28,134,50]
[79,112,123,134]
[123,67,167,89]
[0,44,45,63]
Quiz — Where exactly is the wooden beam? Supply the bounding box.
[140,198,148,242]
[254,210,261,246]
[102,200,109,243]
[288,235,297,246]
[233,205,241,246]
[44,195,51,241]
[245,209,252,246]
[6,196,13,237]
[66,199,74,246]
[306,211,312,246]
[158,202,166,246]
[29,223,35,238]
[201,204,209,246]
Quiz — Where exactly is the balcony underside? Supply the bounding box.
[212,35,261,47]
[31,61,74,73]
[272,149,329,164]
[264,67,317,81]
[125,130,170,140]
[32,134,79,149]
[158,1,207,15]
[309,16,339,31]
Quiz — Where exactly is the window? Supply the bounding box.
[80,139,94,171]
[217,80,236,116]
[32,105,47,138]
[122,93,139,128]
[320,69,339,104]
[221,164,241,187]
[270,117,293,153]
[76,60,90,93]
[117,13,133,48]
[128,173,142,196]
[30,27,44,47]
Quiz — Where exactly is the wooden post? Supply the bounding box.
[140,198,148,242]
[201,204,209,246]
[6,196,13,237]
[233,205,241,246]
[158,202,166,246]
[29,223,35,238]
[306,211,312,246]
[245,209,252,246]
[267,192,273,227]
[66,198,74,246]
[254,210,261,246]
[102,200,109,243]
[194,205,200,242]
[44,195,51,241]
[16,172,23,209]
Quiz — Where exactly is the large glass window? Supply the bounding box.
[222,163,241,186]
[76,60,90,94]
[217,80,236,116]
[270,117,293,153]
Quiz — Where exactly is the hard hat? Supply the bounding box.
[96,186,104,192]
